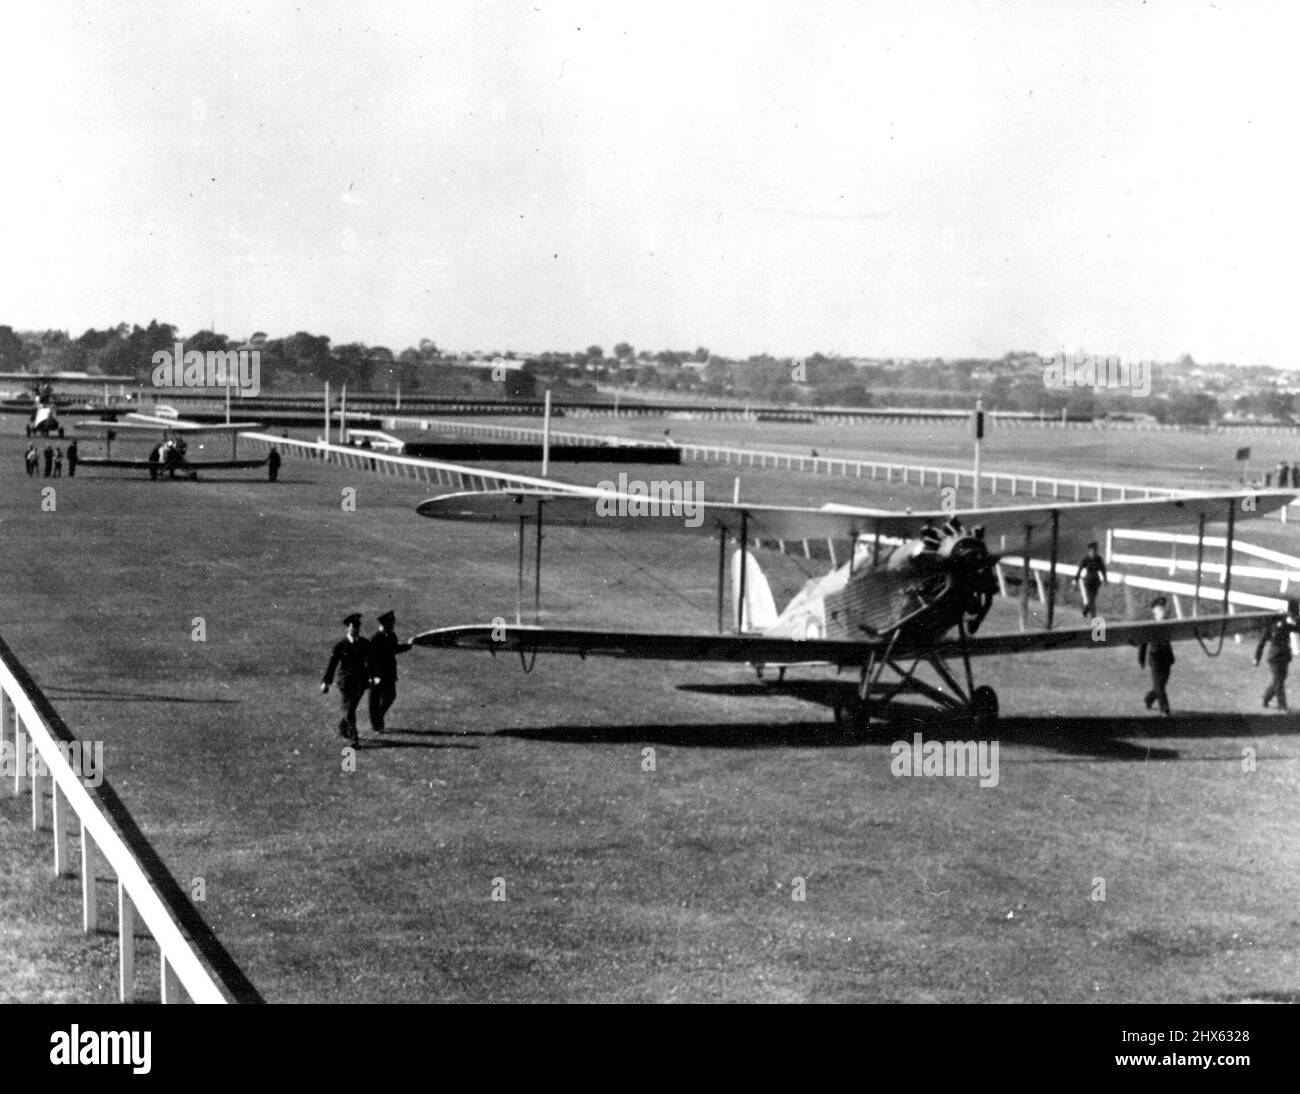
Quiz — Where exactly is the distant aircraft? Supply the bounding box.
[0,371,135,436]
[73,412,267,479]
[411,488,1295,731]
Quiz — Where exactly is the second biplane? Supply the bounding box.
[74,409,268,479]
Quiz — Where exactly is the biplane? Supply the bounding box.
[0,371,135,435]
[410,486,1296,732]
[73,410,268,479]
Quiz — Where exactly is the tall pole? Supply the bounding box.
[972,397,983,510]
[340,383,347,445]
[541,389,552,477]
[225,366,231,424]
[324,381,330,445]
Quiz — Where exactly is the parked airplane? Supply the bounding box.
[0,371,136,436]
[410,487,1295,731]
[73,411,267,479]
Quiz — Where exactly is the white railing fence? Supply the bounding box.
[1,635,256,1003]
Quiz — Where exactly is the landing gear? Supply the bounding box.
[832,692,870,739]
[970,685,999,734]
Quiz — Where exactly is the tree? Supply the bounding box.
[613,342,633,361]
[0,326,32,371]
[586,345,604,362]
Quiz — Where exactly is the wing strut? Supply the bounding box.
[1222,497,1235,614]
[1019,523,1033,630]
[534,497,544,624]
[737,510,749,633]
[716,524,727,633]
[1046,509,1059,629]
[1193,512,1206,617]
[516,514,526,625]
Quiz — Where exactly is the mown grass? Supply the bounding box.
[1,419,1298,1003]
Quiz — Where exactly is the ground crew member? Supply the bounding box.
[24,443,37,476]
[321,613,370,746]
[268,445,281,482]
[53,447,63,477]
[368,610,411,733]
[1254,599,1300,712]
[43,445,54,477]
[67,439,78,477]
[1074,541,1107,618]
[1138,596,1175,716]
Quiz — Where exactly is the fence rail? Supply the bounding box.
[378,416,1194,505]
[1,634,256,1003]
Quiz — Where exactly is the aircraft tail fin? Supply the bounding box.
[731,548,778,632]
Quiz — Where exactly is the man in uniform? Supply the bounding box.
[1254,599,1300,712]
[321,613,370,746]
[367,610,411,734]
[1074,541,1108,618]
[1138,596,1175,716]
[268,445,281,482]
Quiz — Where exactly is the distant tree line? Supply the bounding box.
[0,323,1283,425]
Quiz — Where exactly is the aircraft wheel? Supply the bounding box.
[833,693,870,739]
[970,686,999,734]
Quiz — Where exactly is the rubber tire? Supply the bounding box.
[971,685,999,734]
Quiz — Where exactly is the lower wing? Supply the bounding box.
[413,612,1276,666]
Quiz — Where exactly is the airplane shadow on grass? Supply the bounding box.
[359,728,482,751]
[499,680,1300,763]
[42,686,241,705]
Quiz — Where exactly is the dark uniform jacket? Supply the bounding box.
[1255,619,1296,664]
[368,631,411,683]
[1138,636,1174,670]
[1075,555,1107,587]
[323,635,371,692]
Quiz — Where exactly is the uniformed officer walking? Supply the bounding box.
[1254,599,1300,712]
[1074,541,1107,618]
[367,610,411,733]
[1138,596,1175,715]
[321,613,370,746]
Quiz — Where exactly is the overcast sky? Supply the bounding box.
[2,1,1297,364]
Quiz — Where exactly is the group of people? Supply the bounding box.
[1263,463,1300,488]
[1136,595,1300,716]
[24,441,77,477]
[321,610,412,746]
[1073,541,1300,715]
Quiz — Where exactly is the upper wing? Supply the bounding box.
[75,418,262,434]
[413,612,1276,666]
[415,488,1294,543]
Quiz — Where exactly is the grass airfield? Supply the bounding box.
[2,418,1300,1003]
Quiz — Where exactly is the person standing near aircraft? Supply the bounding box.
[66,439,78,477]
[1074,541,1108,618]
[24,442,37,476]
[1254,599,1300,712]
[321,613,370,747]
[268,445,281,482]
[367,610,411,734]
[42,444,54,477]
[53,446,63,477]
[1138,596,1175,715]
